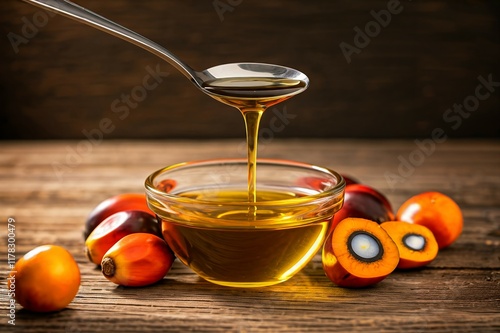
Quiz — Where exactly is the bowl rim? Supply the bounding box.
[144,158,346,207]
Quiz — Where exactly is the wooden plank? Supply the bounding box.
[0,140,499,332]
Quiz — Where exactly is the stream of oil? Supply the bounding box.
[202,77,307,203]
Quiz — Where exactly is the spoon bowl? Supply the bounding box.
[23,0,309,101]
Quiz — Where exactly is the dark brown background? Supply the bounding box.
[1,0,499,140]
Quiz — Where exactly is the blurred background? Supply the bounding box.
[1,0,499,140]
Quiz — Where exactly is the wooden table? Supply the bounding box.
[1,139,499,332]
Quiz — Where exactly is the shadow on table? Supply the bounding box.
[107,259,377,306]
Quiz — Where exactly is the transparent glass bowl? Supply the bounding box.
[145,159,345,287]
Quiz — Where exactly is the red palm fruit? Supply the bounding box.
[85,210,162,265]
[84,193,154,239]
[101,233,175,287]
[323,218,400,288]
[331,184,394,230]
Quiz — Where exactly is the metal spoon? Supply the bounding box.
[22,0,309,100]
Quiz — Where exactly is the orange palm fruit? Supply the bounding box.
[8,245,80,312]
[101,233,175,287]
[381,221,439,269]
[322,218,399,288]
[85,210,162,265]
[396,191,463,249]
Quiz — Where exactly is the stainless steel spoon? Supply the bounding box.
[22,0,309,100]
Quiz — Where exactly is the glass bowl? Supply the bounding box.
[145,158,345,287]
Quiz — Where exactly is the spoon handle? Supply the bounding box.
[22,0,199,82]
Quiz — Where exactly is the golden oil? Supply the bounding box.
[159,188,331,288]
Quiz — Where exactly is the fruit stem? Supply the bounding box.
[101,257,116,277]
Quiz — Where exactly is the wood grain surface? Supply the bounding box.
[0,139,499,332]
[1,0,499,140]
